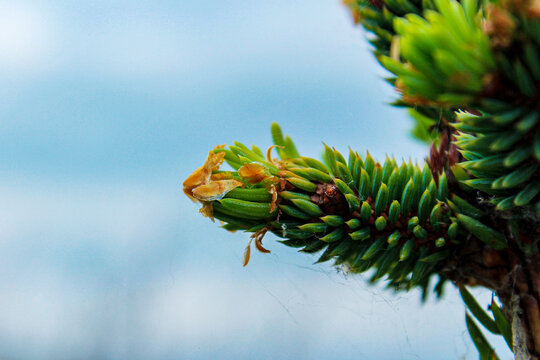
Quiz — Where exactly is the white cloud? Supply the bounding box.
[78,18,199,79]
[0,1,373,85]
[0,1,369,80]
[0,269,487,360]
[0,180,180,255]
[0,3,57,74]
[129,272,514,360]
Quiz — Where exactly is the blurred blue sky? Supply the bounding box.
[0,1,512,359]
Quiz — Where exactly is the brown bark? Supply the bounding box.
[440,239,540,359]
[497,258,540,360]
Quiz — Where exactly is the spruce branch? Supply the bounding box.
[183,123,523,298]
[184,0,540,357]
